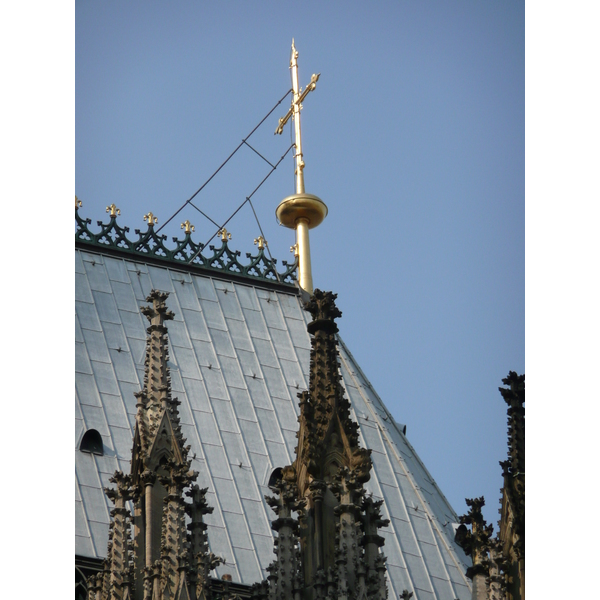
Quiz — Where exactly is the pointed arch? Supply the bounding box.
[79,429,103,455]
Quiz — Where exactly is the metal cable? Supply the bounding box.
[242,140,275,168]
[247,197,281,283]
[186,144,294,265]
[156,88,292,234]
[188,202,221,229]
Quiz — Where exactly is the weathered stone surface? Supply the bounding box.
[455,372,525,600]
[262,290,389,600]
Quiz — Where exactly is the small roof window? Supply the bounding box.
[80,429,104,456]
[268,467,283,489]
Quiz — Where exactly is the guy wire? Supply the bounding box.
[157,88,292,234]
[186,144,294,266]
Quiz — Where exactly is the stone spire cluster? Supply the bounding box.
[455,372,525,600]
[87,291,221,600]
[256,290,389,600]
[89,289,389,600]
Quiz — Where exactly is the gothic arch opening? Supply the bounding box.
[268,467,283,489]
[80,429,104,455]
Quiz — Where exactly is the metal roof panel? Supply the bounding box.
[147,264,175,293]
[104,255,131,283]
[84,260,112,293]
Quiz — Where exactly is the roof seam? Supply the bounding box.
[370,401,470,594]
[337,344,471,599]
[170,281,241,580]
[76,462,105,559]
[336,350,420,598]
[205,280,272,581]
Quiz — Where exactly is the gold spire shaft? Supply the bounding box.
[290,41,305,195]
[296,218,313,292]
[275,41,327,295]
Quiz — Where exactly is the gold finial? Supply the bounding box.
[181,220,195,234]
[254,236,267,250]
[144,212,158,226]
[76,196,82,209]
[106,204,121,217]
[218,228,232,242]
[275,42,327,294]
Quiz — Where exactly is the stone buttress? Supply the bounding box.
[87,291,221,600]
[260,290,389,600]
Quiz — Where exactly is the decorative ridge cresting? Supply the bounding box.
[75,202,298,285]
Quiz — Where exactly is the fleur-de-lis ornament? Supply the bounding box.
[76,195,82,209]
[218,228,232,242]
[106,204,121,217]
[144,212,158,226]
[254,235,267,250]
[181,220,195,234]
[290,244,299,257]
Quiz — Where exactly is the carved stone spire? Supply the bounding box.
[134,290,180,455]
[454,372,525,600]
[455,497,494,600]
[104,471,135,600]
[265,477,304,600]
[497,372,525,600]
[265,290,388,600]
[293,290,372,492]
[92,290,220,600]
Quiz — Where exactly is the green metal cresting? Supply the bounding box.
[76,205,298,286]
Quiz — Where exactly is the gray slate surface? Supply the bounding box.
[75,248,472,600]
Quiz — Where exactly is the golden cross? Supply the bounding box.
[275,40,320,195]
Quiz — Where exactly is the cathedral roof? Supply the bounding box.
[75,209,472,600]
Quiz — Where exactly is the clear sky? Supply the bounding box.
[75,1,524,529]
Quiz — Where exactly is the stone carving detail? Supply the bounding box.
[455,372,525,600]
[455,497,493,579]
[261,290,389,600]
[90,288,389,600]
[497,372,525,600]
[88,291,221,600]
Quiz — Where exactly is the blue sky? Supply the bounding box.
[75,1,524,529]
